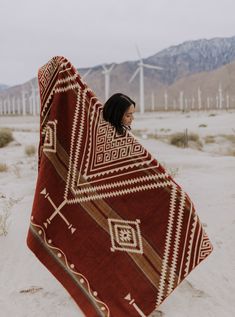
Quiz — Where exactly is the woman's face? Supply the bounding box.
[121,104,135,127]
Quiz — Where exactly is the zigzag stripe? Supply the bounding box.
[193,223,202,268]
[83,158,154,179]
[177,201,193,283]
[68,180,173,203]
[184,214,198,277]
[64,85,82,200]
[56,73,78,85]
[54,83,81,93]
[167,190,186,295]
[156,184,177,307]
[72,88,88,188]
[41,87,56,118]
[73,172,168,194]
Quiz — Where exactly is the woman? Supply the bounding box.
[102,93,136,135]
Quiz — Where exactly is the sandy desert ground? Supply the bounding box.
[0,109,234,317]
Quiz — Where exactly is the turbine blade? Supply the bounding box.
[142,63,163,70]
[83,68,92,78]
[135,44,142,61]
[108,63,115,72]
[102,64,107,71]
[129,67,140,83]
[143,63,163,70]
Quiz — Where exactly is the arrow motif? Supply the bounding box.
[125,293,146,317]
[40,188,76,234]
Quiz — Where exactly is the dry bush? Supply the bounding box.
[208,113,216,117]
[25,144,36,156]
[169,132,187,148]
[221,134,235,143]
[170,132,203,150]
[160,128,171,132]
[0,197,22,236]
[204,135,216,144]
[147,133,158,139]
[189,133,201,142]
[198,123,207,128]
[0,128,14,148]
[0,203,11,236]
[226,149,235,156]
[0,163,8,172]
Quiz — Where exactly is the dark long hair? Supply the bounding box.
[102,93,135,135]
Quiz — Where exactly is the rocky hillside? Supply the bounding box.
[147,36,235,84]
[1,36,235,111]
[155,60,235,110]
[80,35,235,105]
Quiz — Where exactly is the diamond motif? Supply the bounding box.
[108,218,143,254]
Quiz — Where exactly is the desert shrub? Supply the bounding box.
[0,163,8,172]
[204,135,215,144]
[169,132,187,148]
[226,149,235,156]
[208,113,216,117]
[188,133,200,142]
[25,145,36,156]
[170,132,202,149]
[0,204,10,236]
[221,134,235,143]
[0,128,14,148]
[198,123,207,128]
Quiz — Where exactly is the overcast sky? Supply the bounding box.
[1,0,235,86]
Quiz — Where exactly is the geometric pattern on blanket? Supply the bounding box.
[27,56,213,317]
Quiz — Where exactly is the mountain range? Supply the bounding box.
[1,35,235,111]
[0,84,9,92]
[81,35,235,109]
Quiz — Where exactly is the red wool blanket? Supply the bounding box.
[27,56,213,317]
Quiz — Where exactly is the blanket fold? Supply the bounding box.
[27,56,213,317]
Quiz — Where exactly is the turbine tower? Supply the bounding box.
[21,86,26,116]
[129,45,163,114]
[30,81,37,116]
[102,64,115,101]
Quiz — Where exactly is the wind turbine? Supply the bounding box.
[102,64,115,101]
[197,87,202,110]
[0,98,2,115]
[218,83,223,109]
[129,45,163,114]
[30,81,37,116]
[21,86,26,116]
[82,68,92,79]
